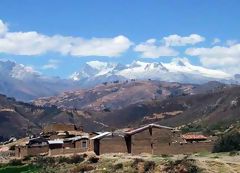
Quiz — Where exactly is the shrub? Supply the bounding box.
[161,154,170,158]
[113,163,123,170]
[58,156,71,164]
[82,153,88,158]
[213,130,240,152]
[132,158,144,166]
[229,151,239,156]
[144,161,155,172]
[71,164,94,173]
[9,145,15,151]
[88,155,99,163]
[8,159,23,166]
[70,155,84,164]
[131,158,144,170]
[35,156,55,167]
[22,155,31,161]
[164,157,200,173]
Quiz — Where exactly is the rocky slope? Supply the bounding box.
[33,80,228,112]
[0,94,105,141]
[33,80,239,131]
[93,85,240,131]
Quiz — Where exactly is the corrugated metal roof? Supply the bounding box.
[90,132,111,140]
[48,139,64,144]
[64,135,89,142]
[125,123,174,135]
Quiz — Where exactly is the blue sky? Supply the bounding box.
[0,0,240,77]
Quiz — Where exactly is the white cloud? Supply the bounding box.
[163,34,205,47]
[42,59,61,69]
[134,39,178,58]
[212,38,221,45]
[11,63,40,80]
[70,35,132,57]
[0,20,8,35]
[0,19,132,57]
[185,44,240,74]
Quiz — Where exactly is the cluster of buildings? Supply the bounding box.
[15,123,214,158]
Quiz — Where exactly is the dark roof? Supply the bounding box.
[28,137,48,145]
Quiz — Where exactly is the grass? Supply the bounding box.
[0,164,40,173]
[3,152,239,173]
[194,151,210,157]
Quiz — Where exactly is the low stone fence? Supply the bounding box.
[49,148,88,156]
[0,150,15,163]
[0,150,15,157]
[27,146,49,156]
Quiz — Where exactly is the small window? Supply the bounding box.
[82,140,87,148]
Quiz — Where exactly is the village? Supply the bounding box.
[8,123,216,158]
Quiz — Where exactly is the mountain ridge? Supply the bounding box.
[70,58,234,87]
[0,59,239,102]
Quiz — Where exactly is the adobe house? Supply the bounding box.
[125,124,175,155]
[91,124,175,155]
[182,134,208,143]
[42,123,85,140]
[43,123,77,134]
[48,139,64,149]
[15,137,49,158]
[123,124,214,155]
[63,135,89,149]
[16,123,91,158]
[48,136,91,156]
[91,131,128,155]
[91,123,214,155]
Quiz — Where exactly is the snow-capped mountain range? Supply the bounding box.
[0,58,239,101]
[70,58,235,87]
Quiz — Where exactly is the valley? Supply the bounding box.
[0,78,239,141]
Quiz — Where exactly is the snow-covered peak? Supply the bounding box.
[234,74,240,79]
[71,61,124,81]
[86,61,113,71]
[163,58,231,79]
[0,60,40,80]
[170,57,190,67]
[0,60,17,73]
[144,62,168,71]
[11,64,40,80]
[71,59,234,85]
[0,59,78,101]
[128,60,148,68]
